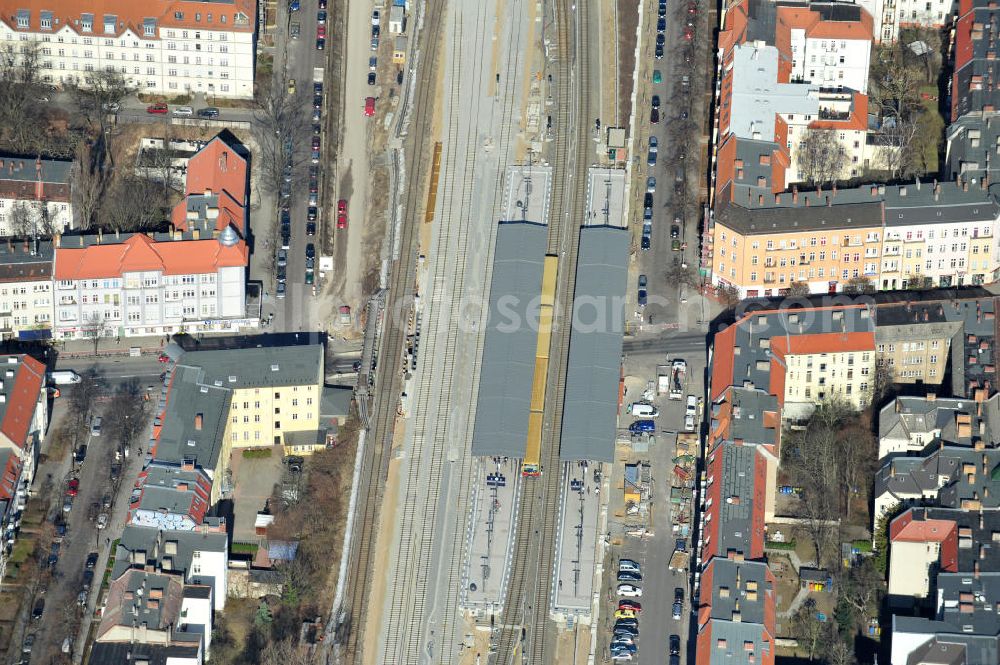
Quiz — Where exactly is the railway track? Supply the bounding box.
[490,0,595,661]
[378,0,532,662]
[336,0,448,659]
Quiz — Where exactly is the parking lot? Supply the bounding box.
[595,346,706,664]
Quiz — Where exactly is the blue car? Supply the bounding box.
[290,0,300,10]
[629,419,655,433]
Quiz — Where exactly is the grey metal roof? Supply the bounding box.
[946,112,1000,182]
[471,221,548,458]
[894,615,998,665]
[153,365,231,471]
[560,226,629,462]
[713,387,779,447]
[716,443,759,557]
[884,181,1000,226]
[728,43,818,143]
[89,643,201,665]
[875,446,1000,511]
[321,385,354,418]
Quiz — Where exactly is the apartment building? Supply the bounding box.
[0,0,256,99]
[0,240,53,340]
[0,354,47,480]
[695,556,777,665]
[711,179,1000,296]
[952,0,1000,122]
[0,449,24,581]
[0,155,72,236]
[151,344,329,505]
[52,134,253,339]
[877,393,999,459]
[701,441,769,562]
[781,2,873,93]
[853,0,956,43]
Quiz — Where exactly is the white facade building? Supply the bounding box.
[52,228,251,339]
[853,0,956,43]
[0,0,256,99]
[0,156,73,236]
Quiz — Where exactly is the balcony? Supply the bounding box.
[818,108,851,121]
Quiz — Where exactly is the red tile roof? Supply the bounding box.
[776,4,874,43]
[770,331,875,356]
[0,355,45,452]
[0,450,22,501]
[0,0,255,36]
[54,233,247,280]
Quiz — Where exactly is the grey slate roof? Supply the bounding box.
[180,344,323,389]
[560,226,629,462]
[89,643,202,665]
[471,221,548,458]
[878,395,999,453]
[0,240,53,282]
[875,447,1000,511]
[893,615,998,665]
[153,364,231,471]
[706,620,773,665]
[705,557,772,624]
[946,112,1000,182]
[712,387,779,447]
[113,524,227,585]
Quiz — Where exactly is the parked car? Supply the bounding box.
[619,600,641,612]
[617,570,642,582]
[368,71,377,85]
[317,9,327,23]
[684,414,695,432]
[197,107,220,119]
[317,24,326,39]
[290,21,300,39]
[372,9,380,24]
[32,599,44,620]
[650,107,659,124]
[641,234,651,251]
[364,96,376,116]
[306,222,316,236]
[96,513,109,530]
[75,445,87,463]
[617,584,642,597]
[316,38,325,50]
[66,478,79,497]
[672,600,683,619]
[22,634,34,653]
[629,420,655,434]
[277,282,286,299]
[86,552,99,569]
[646,176,656,193]
[670,634,681,655]
[615,609,637,620]
[63,498,73,513]
[90,416,102,436]
[277,249,287,267]
[305,243,316,259]
[307,206,318,221]
[337,199,348,228]
[655,43,664,59]
[172,105,193,116]
[146,103,168,114]
[638,288,647,307]
[671,224,680,238]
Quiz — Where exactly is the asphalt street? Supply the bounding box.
[23,373,153,663]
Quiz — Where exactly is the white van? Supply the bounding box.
[619,561,641,574]
[90,416,102,437]
[627,402,658,417]
[685,395,697,417]
[49,370,80,385]
[172,105,194,116]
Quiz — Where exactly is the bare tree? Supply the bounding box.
[664,260,699,288]
[66,70,132,165]
[70,142,107,230]
[82,312,108,356]
[796,129,848,185]
[787,281,811,296]
[836,558,884,625]
[791,598,828,660]
[259,638,312,665]
[6,200,58,238]
[252,74,311,199]
[104,379,150,459]
[716,284,742,308]
[827,639,856,665]
[843,275,874,294]
[0,42,49,155]
[100,176,167,233]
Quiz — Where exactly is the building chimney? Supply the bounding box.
[194,413,203,430]
[53,233,60,248]
[871,185,878,197]
[975,560,981,578]
[826,196,831,207]
[793,189,799,204]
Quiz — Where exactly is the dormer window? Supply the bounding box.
[80,12,93,32]
[104,14,116,34]
[40,11,52,30]
[16,9,29,29]
[143,18,156,37]
[174,11,184,20]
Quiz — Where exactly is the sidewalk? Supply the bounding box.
[52,335,169,360]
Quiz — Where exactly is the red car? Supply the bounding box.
[619,600,642,612]
[146,103,168,114]
[337,199,348,229]
[364,96,376,116]
[683,25,694,40]
[157,353,171,363]
[317,24,326,38]
[66,478,80,497]
[688,1,698,12]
